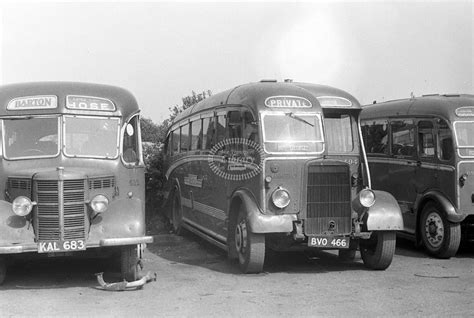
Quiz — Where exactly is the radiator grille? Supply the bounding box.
[35,179,87,241]
[305,164,352,235]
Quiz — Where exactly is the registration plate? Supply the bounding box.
[308,237,349,249]
[38,240,86,253]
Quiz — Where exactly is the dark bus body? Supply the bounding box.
[0,82,152,284]
[361,94,474,258]
[163,80,402,273]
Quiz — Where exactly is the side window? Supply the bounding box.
[438,119,453,161]
[190,119,202,151]
[243,111,258,143]
[391,119,415,157]
[172,129,180,154]
[123,115,140,164]
[202,117,212,150]
[180,124,189,152]
[362,119,389,155]
[216,115,226,145]
[418,120,435,158]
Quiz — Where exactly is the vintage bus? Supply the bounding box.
[361,94,474,258]
[0,82,153,284]
[163,80,402,273]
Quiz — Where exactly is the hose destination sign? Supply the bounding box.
[66,95,116,111]
[7,95,58,110]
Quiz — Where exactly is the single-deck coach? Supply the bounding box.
[163,80,402,273]
[0,82,153,284]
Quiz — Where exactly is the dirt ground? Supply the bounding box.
[1,216,473,317]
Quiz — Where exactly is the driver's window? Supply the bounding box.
[123,115,141,164]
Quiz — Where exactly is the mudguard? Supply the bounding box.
[364,190,404,231]
[89,197,146,242]
[232,189,296,233]
[417,190,466,223]
[0,200,35,250]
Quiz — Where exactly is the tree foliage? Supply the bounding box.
[141,90,212,220]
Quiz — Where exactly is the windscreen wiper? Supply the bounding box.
[285,112,314,127]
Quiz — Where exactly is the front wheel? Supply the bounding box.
[360,231,396,270]
[120,245,139,281]
[234,208,265,273]
[420,202,461,258]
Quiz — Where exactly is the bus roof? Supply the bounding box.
[172,81,361,125]
[0,82,139,119]
[361,94,474,120]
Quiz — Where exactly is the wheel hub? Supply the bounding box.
[425,212,444,248]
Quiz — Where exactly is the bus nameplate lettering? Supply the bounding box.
[7,95,58,110]
[264,96,312,108]
[66,95,116,111]
[455,106,474,117]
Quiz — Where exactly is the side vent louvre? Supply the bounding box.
[8,178,32,190]
[88,177,115,190]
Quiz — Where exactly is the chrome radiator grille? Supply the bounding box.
[305,164,352,235]
[34,179,87,241]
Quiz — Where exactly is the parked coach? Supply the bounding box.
[361,94,474,258]
[163,80,403,273]
[0,82,153,284]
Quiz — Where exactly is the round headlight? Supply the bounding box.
[90,195,109,213]
[12,196,34,216]
[359,189,376,208]
[272,187,291,209]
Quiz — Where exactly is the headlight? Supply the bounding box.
[359,189,376,208]
[12,196,35,216]
[272,187,291,209]
[90,194,109,213]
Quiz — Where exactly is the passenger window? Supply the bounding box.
[438,120,453,161]
[190,120,202,150]
[391,120,415,157]
[202,117,212,150]
[418,120,435,158]
[216,115,226,145]
[228,111,242,140]
[123,115,140,163]
[362,119,389,155]
[172,129,179,154]
[180,124,189,152]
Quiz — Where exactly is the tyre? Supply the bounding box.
[171,192,184,235]
[120,245,139,281]
[0,257,6,285]
[420,202,461,258]
[360,231,396,270]
[234,208,265,273]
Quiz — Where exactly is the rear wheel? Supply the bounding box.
[171,192,184,235]
[360,231,396,270]
[120,245,139,281]
[0,257,6,285]
[234,208,265,273]
[420,202,460,258]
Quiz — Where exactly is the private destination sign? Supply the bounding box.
[265,95,312,108]
[7,95,58,110]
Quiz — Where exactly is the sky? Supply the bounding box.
[0,1,472,123]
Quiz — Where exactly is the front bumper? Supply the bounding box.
[0,236,154,254]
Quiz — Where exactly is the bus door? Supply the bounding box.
[389,119,418,222]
